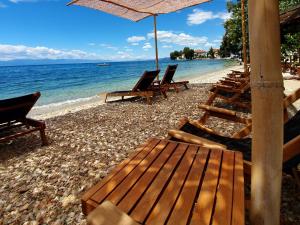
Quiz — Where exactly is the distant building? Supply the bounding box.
[194,49,207,58]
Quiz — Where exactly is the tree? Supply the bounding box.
[207,47,215,59]
[183,47,194,60]
[170,50,181,60]
[219,0,300,59]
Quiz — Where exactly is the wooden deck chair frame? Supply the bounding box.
[0,92,48,146]
[195,87,300,139]
[105,70,161,105]
[160,64,189,93]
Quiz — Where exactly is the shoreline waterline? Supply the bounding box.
[29,64,244,119]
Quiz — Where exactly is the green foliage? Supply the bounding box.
[281,33,300,56]
[279,0,300,11]
[183,47,194,60]
[170,48,194,60]
[207,47,215,59]
[219,0,300,59]
[170,50,181,60]
[219,0,247,58]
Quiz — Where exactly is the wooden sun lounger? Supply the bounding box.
[206,80,251,111]
[0,92,48,146]
[158,64,189,93]
[105,70,162,105]
[83,138,245,225]
[197,87,300,138]
[168,104,300,181]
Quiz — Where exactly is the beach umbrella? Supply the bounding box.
[67,0,210,75]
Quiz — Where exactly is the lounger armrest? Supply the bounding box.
[199,104,236,116]
[168,129,226,150]
[198,104,251,124]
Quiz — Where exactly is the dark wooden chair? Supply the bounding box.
[0,92,48,146]
[158,64,189,93]
[105,70,162,105]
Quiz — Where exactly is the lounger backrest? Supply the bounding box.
[0,92,40,124]
[132,70,160,92]
[161,64,178,85]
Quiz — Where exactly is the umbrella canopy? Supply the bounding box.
[68,0,210,21]
[68,0,210,72]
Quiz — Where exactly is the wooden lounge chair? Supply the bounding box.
[105,70,162,105]
[157,64,189,93]
[196,87,300,138]
[0,92,48,146]
[205,77,251,111]
[168,109,300,182]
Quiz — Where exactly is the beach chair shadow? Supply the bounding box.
[0,92,48,148]
[105,70,162,105]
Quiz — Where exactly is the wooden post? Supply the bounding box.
[248,0,283,225]
[153,15,159,78]
[241,0,248,72]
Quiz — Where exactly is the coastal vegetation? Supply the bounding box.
[170,46,218,60]
[219,0,300,61]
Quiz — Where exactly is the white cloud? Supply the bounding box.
[147,30,208,47]
[0,44,101,61]
[142,43,152,51]
[187,9,232,25]
[127,36,146,45]
[99,43,118,50]
[162,45,172,48]
[88,43,96,46]
[213,39,222,43]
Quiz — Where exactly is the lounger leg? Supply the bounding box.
[161,89,167,98]
[184,83,189,89]
[105,94,108,103]
[40,128,48,146]
[121,96,124,100]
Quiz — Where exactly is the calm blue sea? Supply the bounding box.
[0,59,236,106]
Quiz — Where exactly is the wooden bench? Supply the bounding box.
[82,138,245,225]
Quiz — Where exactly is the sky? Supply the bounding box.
[0,0,233,62]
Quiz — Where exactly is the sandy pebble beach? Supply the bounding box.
[1,66,300,224]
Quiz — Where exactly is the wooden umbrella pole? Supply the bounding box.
[241,0,248,72]
[248,0,283,225]
[154,15,159,78]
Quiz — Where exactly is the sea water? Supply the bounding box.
[0,59,236,107]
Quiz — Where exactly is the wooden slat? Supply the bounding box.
[89,139,162,204]
[145,145,198,224]
[231,152,245,225]
[117,141,179,213]
[190,150,222,225]
[129,143,189,223]
[105,139,169,205]
[166,148,209,225]
[211,151,234,225]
